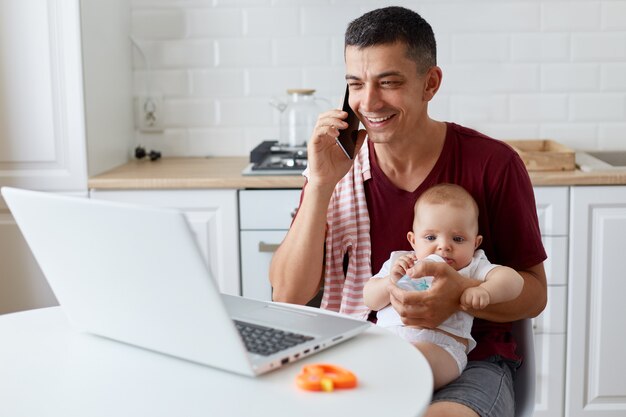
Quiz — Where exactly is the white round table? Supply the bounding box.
[0,307,432,417]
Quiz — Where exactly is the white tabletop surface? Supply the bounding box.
[0,307,432,417]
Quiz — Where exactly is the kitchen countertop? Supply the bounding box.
[88,157,626,190]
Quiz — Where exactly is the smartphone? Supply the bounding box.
[336,85,360,160]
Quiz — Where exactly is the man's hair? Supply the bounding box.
[415,183,479,222]
[345,6,437,73]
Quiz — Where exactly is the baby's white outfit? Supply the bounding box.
[373,250,497,373]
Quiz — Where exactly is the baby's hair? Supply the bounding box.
[415,183,479,220]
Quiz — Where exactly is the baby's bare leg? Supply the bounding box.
[413,341,461,390]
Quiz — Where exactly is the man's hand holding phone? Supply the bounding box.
[306,85,365,189]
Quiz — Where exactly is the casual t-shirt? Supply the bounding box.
[365,122,547,361]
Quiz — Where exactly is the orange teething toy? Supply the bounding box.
[295,364,357,392]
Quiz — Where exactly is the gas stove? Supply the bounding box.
[242,140,308,176]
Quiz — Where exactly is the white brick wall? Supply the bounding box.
[131,0,626,156]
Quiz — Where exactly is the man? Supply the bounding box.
[270,6,547,417]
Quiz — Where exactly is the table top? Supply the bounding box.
[0,307,433,417]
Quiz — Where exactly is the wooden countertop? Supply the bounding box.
[88,157,626,190]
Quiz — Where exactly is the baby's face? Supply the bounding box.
[408,202,481,270]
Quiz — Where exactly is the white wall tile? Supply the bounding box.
[132,10,187,39]
[134,40,216,68]
[218,98,275,127]
[217,38,272,67]
[301,6,360,36]
[187,8,243,37]
[247,68,303,96]
[450,95,509,123]
[188,128,247,156]
[598,124,626,149]
[511,34,570,62]
[302,67,346,99]
[421,3,540,33]
[474,123,541,140]
[452,35,509,63]
[192,69,246,97]
[601,64,626,91]
[215,0,270,6]
[540,123,599,150]
[570,94,625,121]
[572,34,626,61]
[442,64,539,94]
[541,64,599,92]
[244,7,299,37]
[510,94,569,122]
[541,2,601,31]
[133,70,190,95]
[273,37,331,66]
[602,2,626,31]
[163,98,218,127]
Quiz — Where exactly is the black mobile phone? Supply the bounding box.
[336,85,360,160]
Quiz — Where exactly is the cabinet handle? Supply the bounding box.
[258,242,281,253]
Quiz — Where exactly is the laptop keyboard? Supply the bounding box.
[234,320,314,356]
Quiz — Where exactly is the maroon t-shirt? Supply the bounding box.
[365,122,546,361]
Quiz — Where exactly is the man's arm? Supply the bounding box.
[269,109,367,305]
[387,261,547,327]
[269,183,332,305]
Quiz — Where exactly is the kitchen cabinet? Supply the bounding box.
[90,189,240,296]
[533,186,569,417]
[239,189,301,300]
[567,186,626,417]
[0,0,133,314]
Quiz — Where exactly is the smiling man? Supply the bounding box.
[270,6,547,417]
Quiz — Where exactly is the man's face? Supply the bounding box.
[344,42,431,144]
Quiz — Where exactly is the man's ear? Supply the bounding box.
[423,66,442,102]
[474,235,483,250]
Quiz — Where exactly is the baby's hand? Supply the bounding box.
[390,254,417,281]
[460,286,491,310]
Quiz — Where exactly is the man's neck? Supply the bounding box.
[373,119,447,192]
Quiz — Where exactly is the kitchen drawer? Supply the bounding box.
[534,186,569,236]
[239,189,301,230]
[240,230,287,301]
[532,285,566,334]
[542,236,568,286]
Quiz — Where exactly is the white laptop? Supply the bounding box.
[2,187,370,376]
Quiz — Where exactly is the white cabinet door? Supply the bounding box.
[0,0,88,193]
[533,186,569,417]
[567,186,626,417]
[90,189,240,296]
[534,334,566,417]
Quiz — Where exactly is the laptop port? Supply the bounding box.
[281,357,289,365]
[303,349,310,354]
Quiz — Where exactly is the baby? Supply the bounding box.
[363,183,524,390]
